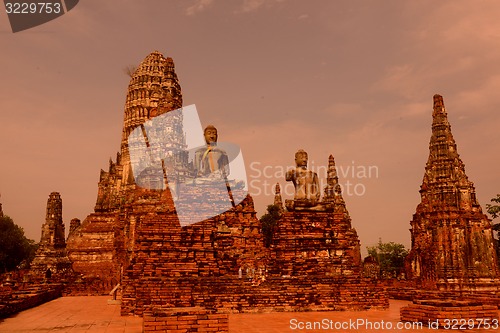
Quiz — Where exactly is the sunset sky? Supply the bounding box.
[1,1,500,254]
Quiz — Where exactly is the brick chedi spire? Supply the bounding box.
[406,94,500,291]
[322,155,350,218]
[273,183,284,213]
[323,154,338,204]
[422,94,476,210]
[41,192,66,248]
[30,192,73,281]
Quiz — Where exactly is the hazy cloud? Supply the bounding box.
[239,0,265,13]
[186,0,214,16]
[233,0,286,14]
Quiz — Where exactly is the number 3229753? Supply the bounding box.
[442,318,499,330]
[5,2,62,14]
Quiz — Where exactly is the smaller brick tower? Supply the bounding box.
[30,192,73,281]
[406,94,500,291]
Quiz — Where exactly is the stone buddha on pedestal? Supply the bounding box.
[193,125,230,183]
[285,149,323,211]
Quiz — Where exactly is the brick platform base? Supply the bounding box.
[401,299,499,328]
[0,284,62,318]
[143,306,228,332]
[122,275,388,316]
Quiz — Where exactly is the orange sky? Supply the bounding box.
[1,1,500,254]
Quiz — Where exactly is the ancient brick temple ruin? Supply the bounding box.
[406,94,500,291]
[61,51,387,321]
[29,192,73,282]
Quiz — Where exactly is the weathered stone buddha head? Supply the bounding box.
[295,149,308,168]
[204,125,218,145]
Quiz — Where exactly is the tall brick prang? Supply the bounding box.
[67,52,186,293]
[95,51,183,212]
[406,94,500,291]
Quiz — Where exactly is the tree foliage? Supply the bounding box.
[0,215,37,272]
[260,204,281,247]
[367,239,408,279]
[486,194,500,267]
[486,194,500,219]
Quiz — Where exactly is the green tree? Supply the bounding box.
[260,204,282,247]
[486,194,500,266]
[486,194,500,219]
[367,239,408,279]
[0,215,37,272]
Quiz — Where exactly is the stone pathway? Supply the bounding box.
[0,296,142,332]
[0,298,498,332]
